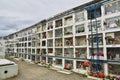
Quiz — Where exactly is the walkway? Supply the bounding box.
[5,59,92,80]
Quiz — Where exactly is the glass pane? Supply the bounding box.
[108,64,120,75]
[105,1,120,15]
[104,16,120,29]
[75,12,84,22]
[75,24,85,34]
[107,48,120,60]
[88,20,101,32]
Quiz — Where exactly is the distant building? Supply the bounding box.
[0,37,5,59]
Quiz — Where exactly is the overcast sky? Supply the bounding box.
[0,0,92,36]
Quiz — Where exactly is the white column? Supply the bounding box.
[62,59,65,69]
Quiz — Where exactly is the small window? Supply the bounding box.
[42,24,46,31]
[55,38,62,47]
[87,7,101,19]
[88,34,103,45]
[107,48,120,60]
[108,64,120,75]
[55,19,62,27]
[47,39,53,47]
[75,36,86,46]
[105,31,120,45]
[55,48,62,56]
[48,48,53,53]
[55,28,62,37]
[41,49,46,54]
[105,1,120,15]
[64,26,73,35]
[75,24,85,34]
[75,12,85,22]
[104,16,120,29]
[64,16,73,25]
[88,20,102,32]
[47,31,53,38]
[64,37,73,46]
[42,41,46,46]
[47,22,53,30]
[56,59,62,66]
[64,48,73,57]
[75,48,87,58]
[76,61,86,70]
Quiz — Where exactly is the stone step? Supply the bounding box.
[57,70,72,74]
[50,67,61,71]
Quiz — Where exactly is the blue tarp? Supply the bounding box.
[85,0,109,10]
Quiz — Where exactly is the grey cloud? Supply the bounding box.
[0,29,16,36]
[0,0,92,36]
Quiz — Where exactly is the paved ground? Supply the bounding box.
[5,59,93,80]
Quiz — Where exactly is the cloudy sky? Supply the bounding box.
[0,0,92,36]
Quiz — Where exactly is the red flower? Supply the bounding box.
[83,60,90,67]
[98,72,104,78]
